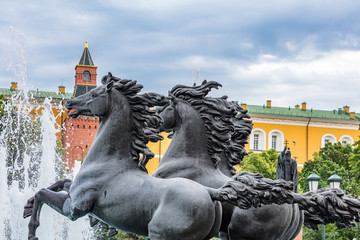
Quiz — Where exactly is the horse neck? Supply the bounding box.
[161,101,212,167]
[217,153,234,177]
[85,95,134,166]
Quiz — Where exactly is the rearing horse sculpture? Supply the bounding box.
[154,81,302,240]
[24,74,304,240]
[154,80,360,240]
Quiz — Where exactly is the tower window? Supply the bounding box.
[83,71,91,81]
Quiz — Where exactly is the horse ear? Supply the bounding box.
[101,72,113,85]
[169,93,178,104]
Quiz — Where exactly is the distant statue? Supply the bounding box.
[276,146,298,193]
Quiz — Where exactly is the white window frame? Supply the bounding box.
[339,135,354,146]
[250,128,266,151]
[321,134,337,148]
[268,129,284,152]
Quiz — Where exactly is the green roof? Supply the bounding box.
[0,88,73,100]
[243,104,360,122]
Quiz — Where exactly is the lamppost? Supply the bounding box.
[306,171,323,239]
[327,171,344,239]
[306,171,344,239]
[327,171,343,189]
[306,170,321,191]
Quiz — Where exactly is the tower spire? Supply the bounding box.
[78,41,94,66]
[74,41,98,97]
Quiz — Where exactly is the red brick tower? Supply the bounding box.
[74,40,98,97]
[63,41,99,168]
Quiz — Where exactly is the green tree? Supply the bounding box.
[299,142,358,195]
[299,142,359,239]
[0,94,7,131]
[55,139,68,180]
[92,223,145,240]
[239,148,278,179]
[0,95,67,190]
[349,137,360,198]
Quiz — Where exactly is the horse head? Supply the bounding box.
[157,80,253,173]
[65,73,121,118]
[157,93,182,133]
[66,72,168,172]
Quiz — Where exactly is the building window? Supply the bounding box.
[271,135,277,149]
[254,134,259,150]
[321,134,336,147]
[339,135,354,147]
[250,128,266,151]
[83,71,91,81]
[268,130,284,151]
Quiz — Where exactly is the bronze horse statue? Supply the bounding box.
[154,81,303,240]
[154,80,360,240]
[24,74,304,240]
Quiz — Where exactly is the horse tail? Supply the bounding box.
[207,171,360,230]
[294,188,360,230]
[206,171,294,209]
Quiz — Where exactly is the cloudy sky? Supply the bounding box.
[1,0,360,112]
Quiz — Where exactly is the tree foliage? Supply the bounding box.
[0,95,68,190]
[239,148,278,179]
[299,142,360,239]
[299,142,359,195]
[0,94,7,131]
[92,223,145,240]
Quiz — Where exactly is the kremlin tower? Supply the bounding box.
[62,41,99,168]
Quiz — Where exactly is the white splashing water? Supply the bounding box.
[0,27,92,240]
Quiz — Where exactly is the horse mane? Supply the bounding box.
[170,80,253,174]
[102,73,168,172]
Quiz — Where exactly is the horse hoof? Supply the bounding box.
[29,236,39,240]
[108,228,118,237]
[23,208,33,218]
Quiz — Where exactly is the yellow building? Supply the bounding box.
[146,100,360,174]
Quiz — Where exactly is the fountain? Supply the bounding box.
[0,29,92,240]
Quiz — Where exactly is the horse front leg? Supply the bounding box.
[24,178,72,218]
[28,188,88,240]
